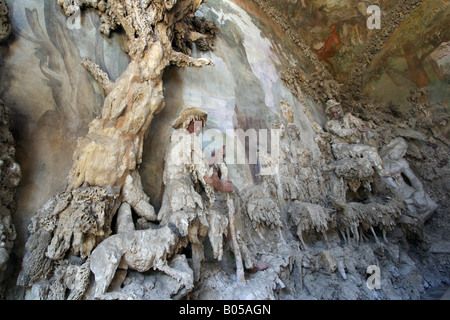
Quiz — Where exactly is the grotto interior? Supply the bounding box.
[0,0,449,301]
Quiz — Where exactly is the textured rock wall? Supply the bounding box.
[1,0,130,261]
[0,0,11,42]
[0,1,21,299]
[0,99,21,299]
[0,0,448,300]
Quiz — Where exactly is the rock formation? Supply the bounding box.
[0,3,21,299]
[0,0,447,301]
[18,0,219,300]
[0,0,11,42]
[341,0,424,102]
[0,100,21,299]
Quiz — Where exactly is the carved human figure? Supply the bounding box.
[158,107,232,223]
[324,100,389,180]
[381,137,438,221]
[157,107,232,281]
[274,119,300,201]
[288,123,324,203]
[271,101,323,203]
[276,102,306,201]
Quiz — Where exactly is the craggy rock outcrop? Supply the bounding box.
[18,0,218,300]
[0,100,21,298]
[17,186,120,288]
[251,0,342,104]
[7,0,450,300]
[0,0,11,42]
[0,3,20,298]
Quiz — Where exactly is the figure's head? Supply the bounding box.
[187,119,205,135]
[329,24,338,33]
[287,123,300,141]
[172,107,208,135]
[325,99,343,120]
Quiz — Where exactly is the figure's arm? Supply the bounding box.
[204,173,233,193]
[326,121,357,139]
[402,162,425,192]
[344,113,367,131]
[191,137,233,193]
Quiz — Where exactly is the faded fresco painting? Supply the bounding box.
[364,0,449,109]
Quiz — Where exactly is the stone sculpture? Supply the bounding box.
[90,211,194,298]
[88,107,233,298]
[324,99,389,192]
[276,101,325,204]
[381,137,438,221]
[19,0,219,299]
[157,107,231,282]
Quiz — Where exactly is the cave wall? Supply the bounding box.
[0,0,326,258]
[0,0,448,300]
[140,0,325,211]
[0,0,130,259]
[272,0,450,111]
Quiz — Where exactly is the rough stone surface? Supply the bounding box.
[0,0,10,42]
[0,0,448,300]
[0,99,20,298]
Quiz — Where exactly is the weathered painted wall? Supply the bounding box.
[1,0,130,258]
[0,0,323,262]
[141,0,324,212]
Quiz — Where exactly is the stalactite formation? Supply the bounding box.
[0,0,447,300]
[18,0,220,300]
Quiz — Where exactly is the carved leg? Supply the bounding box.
[359,227,369,242]
[122,172,157,222]
[227,195,246,284]
[115,202,135,233]
[92,250,123,297]
[191,242,204,282]
[352,223,360,244]
[155,261,194,290]
[382,229,389,243]
[346,228,352,246]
